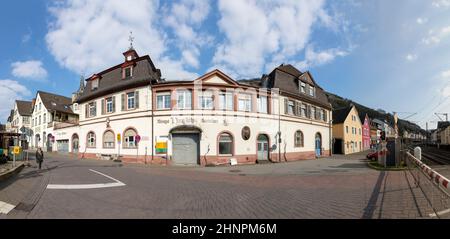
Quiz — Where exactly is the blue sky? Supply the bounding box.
[1,0,450,130]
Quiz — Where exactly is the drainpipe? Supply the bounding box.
[329,118,333,156]
[278,90,281,162]
[150,86,154,162]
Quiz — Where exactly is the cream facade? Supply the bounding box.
[332,106,363,155]
[440,126,450,145]
[72,49,332,166]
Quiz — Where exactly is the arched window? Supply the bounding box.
[218,133,233,155]
[87,132,96,148]
[124,128,137,148]
[294,130,304,147]
[103,130,115,148]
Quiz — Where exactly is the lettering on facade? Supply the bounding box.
[157,118,218,124]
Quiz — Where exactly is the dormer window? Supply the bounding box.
[127,55,132,61]
[123,67,133,79]
[300,82,306,94]
[309,85,315,97]
[92,79,99,90]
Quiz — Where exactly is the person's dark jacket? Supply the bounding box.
[36,150,44,162]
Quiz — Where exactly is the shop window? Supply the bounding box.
[218,133,233,155]
[87,132,96,148]
[124,128,137,148]
[103,131,115,148]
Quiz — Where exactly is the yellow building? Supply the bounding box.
[332,105,363,154]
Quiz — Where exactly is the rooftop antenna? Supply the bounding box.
[128,31,135,50]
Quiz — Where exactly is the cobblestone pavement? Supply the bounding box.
[0,152,442,219]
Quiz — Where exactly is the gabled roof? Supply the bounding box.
[265,64,331,109]
[333,106,353,124]
[16,100,32,116]
[193,69,240,86]
[37,91,74,114]
[76,54,161,103]
[358,112,368,124]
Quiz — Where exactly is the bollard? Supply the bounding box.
[414,147,422,161]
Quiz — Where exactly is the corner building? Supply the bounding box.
[74,49,332,166]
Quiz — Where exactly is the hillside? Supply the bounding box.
[326,92,426,135]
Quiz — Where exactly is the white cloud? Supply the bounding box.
[405,54,418,61]
[422,25,450,45]
[213,0,339,78]
[46,0,198,80]
[416,18,428,24]
[296,45,348,70]
[11,60,48,80]
[441,69,450,78]
[163,0,211,69]
[432,0,450,8]
[0,79,31,122]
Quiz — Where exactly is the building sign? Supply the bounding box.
[117,133,121,144]
[155,142,167,154]
[157,117,218,124]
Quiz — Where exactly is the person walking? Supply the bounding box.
[36,147,44,170]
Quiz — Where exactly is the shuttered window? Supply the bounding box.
[103,131,115,148]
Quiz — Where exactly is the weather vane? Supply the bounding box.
[128,31,134,49]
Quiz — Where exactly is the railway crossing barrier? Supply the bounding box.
[404,149,450,218]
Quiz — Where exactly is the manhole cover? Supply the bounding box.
[14,202,35,212]
[229,169,241,173]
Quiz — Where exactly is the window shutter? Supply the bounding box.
[121,94,125,111]
[294,101,299,116]
[324,110,328,122]
[284,98,288,114]
[112,96,116,113]
[135,90,139,109]
[101,99,105,115]
[306,105,311,118]
[85,104,88,118]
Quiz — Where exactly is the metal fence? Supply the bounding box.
[403,149,450,218]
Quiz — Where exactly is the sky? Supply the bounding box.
[1,0,450,130]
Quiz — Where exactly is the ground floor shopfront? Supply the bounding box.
[53,112,331,166]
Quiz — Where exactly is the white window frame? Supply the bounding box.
[219,92,233,111]
[287,100,295,115]
[92,79,99,90]
[106,97,113,113]
[88,102,96,117]
[238,94,252,112]
[156,92,171,110]
[257,95,268,114]
[198,92,214,110]
[176,90,192,110]
[127,92,135,110]
[300,82,306,94]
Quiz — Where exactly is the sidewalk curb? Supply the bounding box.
[0,163,25,182]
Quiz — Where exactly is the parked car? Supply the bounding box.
[366,151,379,161]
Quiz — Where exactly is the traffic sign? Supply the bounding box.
[135,135,141,144]
[117,133,121,143]
[13,146,20,155]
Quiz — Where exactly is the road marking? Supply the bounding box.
[0,201,15,214]
[46,169,126,190]
[429,208,450,218]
